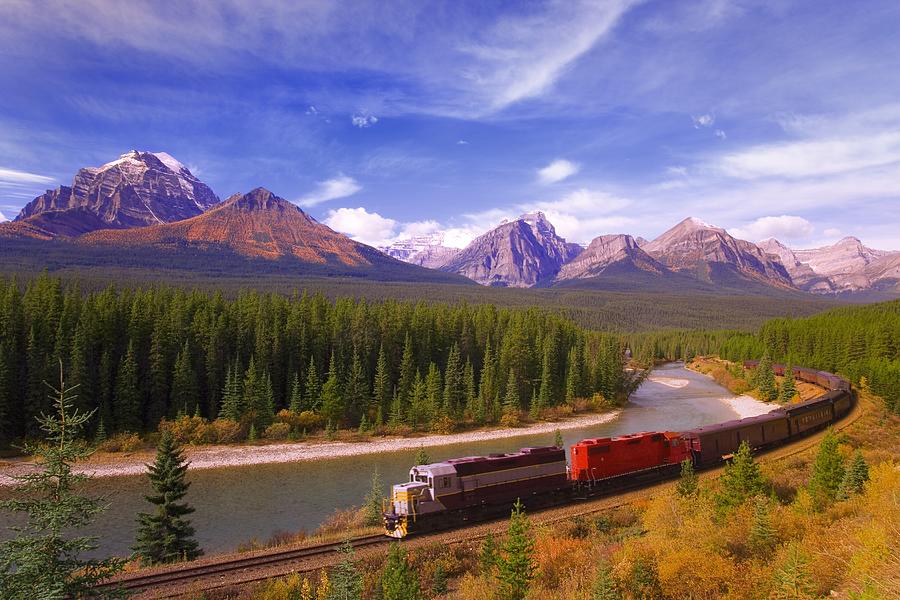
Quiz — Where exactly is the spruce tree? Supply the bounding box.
[0,362,124,598]
[771,544,815,600]
[747,497,777,555]
[381,543,421,600]
[320,352,344,427]
[219,358,244,421]
[780,364,797,403]
[171,341,199,417]
[397,334,416,412]
[495,499,536,600]
[503,369,520,414]
[538,342,553,409]
[373,344,391,416]
[479,339,498,423]
[591,562,620,600]
[133,431,202,565]
[554,428,564,449]
[808,429,844,506]
[755,353,779,402]
[838,450,869,499]
[329,542,363,600]
[443,344,463,418]
[289,372,303,413]
[716,441,766,513]
[464,359,478,422]
[676,458,698,497]
[304,356,321,411]
[414,447,430,466]
[115,341,142,432]
[565,346,580,404]
[363,469,384,527]
[479,533,499,575]
[425,362,443,422]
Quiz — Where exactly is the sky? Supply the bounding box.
[0,0,899,250]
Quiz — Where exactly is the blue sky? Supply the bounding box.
[1,0,899,249]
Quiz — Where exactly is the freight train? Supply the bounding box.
[383,362,852,538]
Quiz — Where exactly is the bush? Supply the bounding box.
[430,415,456,435]
[499,410,521,428]
[212,418,245,443]
[159,415,216,445]
[98,432,143,453]
[295,411,323,432]
[264,422,291,440]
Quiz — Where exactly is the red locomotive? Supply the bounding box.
[570,431,690,482]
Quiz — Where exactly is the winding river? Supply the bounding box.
[0,362,768,559]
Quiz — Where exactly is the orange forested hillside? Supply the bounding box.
[81,187,372,266]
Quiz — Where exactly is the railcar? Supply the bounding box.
[683,411,790,467]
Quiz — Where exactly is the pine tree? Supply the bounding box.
[554,428,564,449]
[431,564,448,595]
[219,358,244,421]
[771,544,816,600]
[565,346,580,404]
[716,441,766,513]
[414,447,430,466]
[381,543,422,600]
[676,458,698,497]
[115,341,142,432]
[0,362,124,597]
[363,469,384,527]
[495,499,536,600]
[133,432,202,564]
[479,533,499,575]
[838,450,869,499]
[755,353,779,401]
[780,364,797,403]
[425,362,442,423]
[289,372,303,413]
[171,341,199,417]
[591,562,620,600]
[320,351,345,427]
[443,344,463,418]
[479,339,498,423]
[503,369,520,414]
[808,429,844,506]
[747,496,777,555]
[304,356,321,411]
[373,344,391,416]
[345,350,369,426]
[464,359,478,422]
[537,342,553,410]
[329,542,362,600]
[397,334,416,413]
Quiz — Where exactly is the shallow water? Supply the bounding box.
[0,362,758,558]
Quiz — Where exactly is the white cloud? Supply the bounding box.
[729,215,815,243]
[0,167,54,185]
[297,175,362,207]
[0,211,8,222]
[351,114,378,128]
[693,113,714,128]
[324,207,398,247]
[718,131,900,180]
[456,139,469,145]
[714,129,726,139]
[537,159,580,184]
[823,227,841,237]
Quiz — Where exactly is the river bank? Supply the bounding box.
[0,409,622,486]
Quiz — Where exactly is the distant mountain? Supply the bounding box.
[439,211,581,287]
[11,150,219,236]
[75,187,469,283]
[380,233,461,269]
[643,217,794,289]
[555,234,664,282]
[759,236,899,293]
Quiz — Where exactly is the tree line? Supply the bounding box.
[0,275,637,445]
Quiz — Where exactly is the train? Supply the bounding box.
[382,362,853,538]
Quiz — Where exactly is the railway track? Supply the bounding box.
[100,396,865,599]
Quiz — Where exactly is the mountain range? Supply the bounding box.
[2,150,897,296]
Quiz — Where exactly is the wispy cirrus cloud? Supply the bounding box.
[296,175,362,207]
[0,167,55,185]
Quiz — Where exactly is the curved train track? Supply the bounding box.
[98,375,864,599]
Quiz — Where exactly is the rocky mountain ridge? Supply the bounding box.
[11,150,219,237]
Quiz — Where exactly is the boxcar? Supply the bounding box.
[683,411,789,467]
[783,394,835,435]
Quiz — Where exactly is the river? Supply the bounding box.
[0,362,766,559]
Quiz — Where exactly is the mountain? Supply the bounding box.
[555,234,664,282]
[11,150,219,236]
[758,238,833,292]
[791,237,897,291]
[380,233,461,269]
[75,187,470,284]
[643,217,793,289]
[439,211,581,287]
